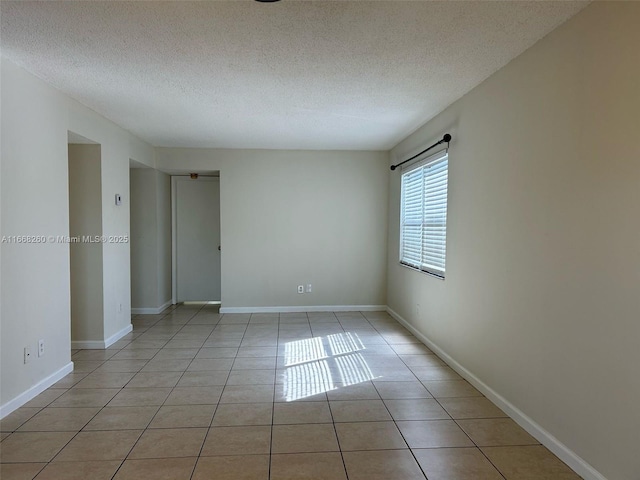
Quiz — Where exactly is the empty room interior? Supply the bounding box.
[0,1,638,480]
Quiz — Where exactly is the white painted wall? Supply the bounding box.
[386,3,640,480]
[130,168,172,311]
[156,170,172,306]
[130,168,158,309]
[0,58,154,410]
[66,91,154,344]
[68,144,104,342]
[157,149,388,309]
[1,59,72,409]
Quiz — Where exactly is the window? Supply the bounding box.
[400,150,448,278]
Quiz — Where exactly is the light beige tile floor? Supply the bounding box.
[0,305,583,479]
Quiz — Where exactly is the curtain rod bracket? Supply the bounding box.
[390,133,451,171]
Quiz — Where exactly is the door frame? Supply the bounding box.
[171,175,221,305]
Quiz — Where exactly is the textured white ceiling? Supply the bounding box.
[1,1,587,150]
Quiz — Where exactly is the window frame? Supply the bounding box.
[399,148,449,279]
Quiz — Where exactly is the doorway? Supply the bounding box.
[172,175,221,303]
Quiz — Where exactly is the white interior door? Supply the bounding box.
[174,176,221,302]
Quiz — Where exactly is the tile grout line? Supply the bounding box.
[368,312,460,480]
[96,304,200,479]
[3,308,563,479]
[365,314,429,480]
[120,305,199,434]
[266,311,281,480]
[187,307,219,480]
[367,312,510,480]
[80,304,184,480]
[323,326,351,480]
[37,308,181,476]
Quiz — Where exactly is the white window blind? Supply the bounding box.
[400,150,448,277]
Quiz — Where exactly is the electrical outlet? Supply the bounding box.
[306,284,312,293]
[24,346,31,364]
[297,285,304,294]
[416,303,420,318]
[118,303,123,313]
[38,339,45,357]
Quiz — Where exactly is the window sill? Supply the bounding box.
[399,262,445,280]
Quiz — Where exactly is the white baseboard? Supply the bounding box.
[131,308,156,314]
[71,340,104,349]
[220,305,387,314]
[183,301,221,306]
[131,300,172,315]
[0,362,74,419]
[71,324,133,350]
[386,307,607,480]
[104,324,133,348]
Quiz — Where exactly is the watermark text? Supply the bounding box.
[2,235,129,244]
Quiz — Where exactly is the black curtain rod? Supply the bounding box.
[390,133,451,171]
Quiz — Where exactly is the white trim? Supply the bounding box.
[220,305,386,314]
[0,362,74,419]
[399,261,446,280]
[104,324,133,348]
[71,324,133,350]
[183,301,221,306]
[71,340,105,349]
[386,307,608,480]
[131,300,172,315]
[131,307,158,315]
